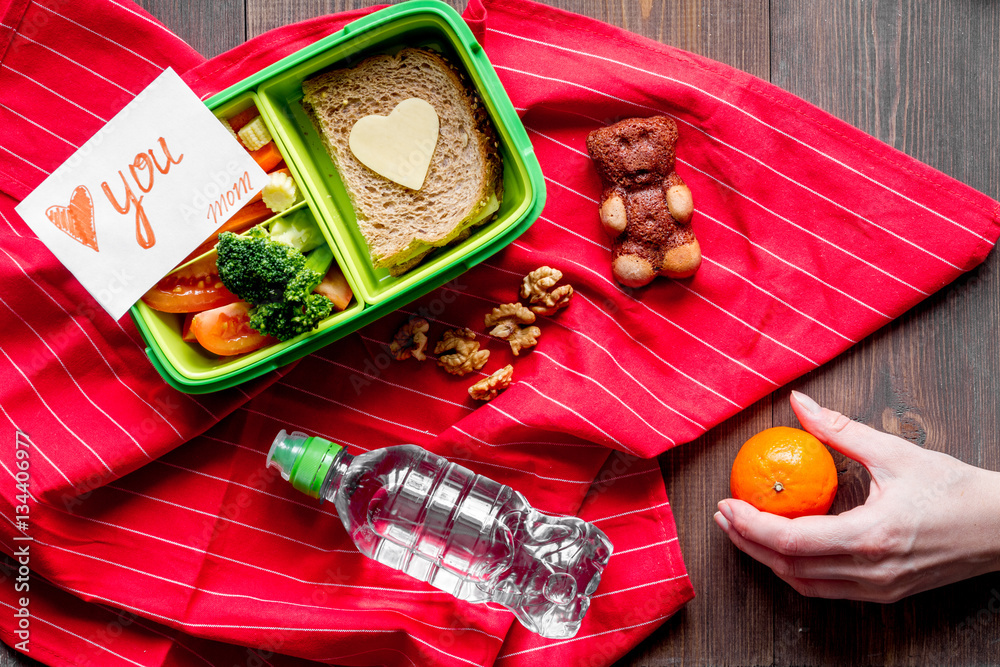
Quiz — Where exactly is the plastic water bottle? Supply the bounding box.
[266,430,613,639]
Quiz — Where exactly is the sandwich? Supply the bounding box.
[301,48,503,276]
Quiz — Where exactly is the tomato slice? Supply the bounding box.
[190,301,275,356]
[314,264,353,312]
[180,313,197,343]
[141,255,239,313]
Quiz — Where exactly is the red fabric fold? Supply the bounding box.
[0,0,998,665]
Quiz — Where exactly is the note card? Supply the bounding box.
[16,67,269,320]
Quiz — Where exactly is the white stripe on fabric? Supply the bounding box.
[556,255,780,386]
[0,143,50,173]
[105,0,181,40]
[150,459,338,516]
[524,124,892,322]
[534,350,678,447]
[696,254,857,348]
[538,213,610,250]
[439,284,707,431]
[22,533,504,643]
[276,381,437,437]
[496,63,964,270]
[682,160,927,297]
[58,586,484,667]
[693,208,897,316]
[0,293,149,456]
[446,453,594,486]
[317,647,417,667]
[0,343,113,472]
[43,508,449,595]
[496,610,681,660]
[568,289,743,410]
[36,3,165,69]
[0,63,110,121]
[544,174,599,203]
[0,599,148,666]
[488,27,992,243]
[15,32,136,94]
[595,466,661,484]
[238,407,363,451]
[519,381,633,453]
[0,207,23,236]
[452,426,603,450]
[611,537,679,557]
[1,244,182,434]
[311,354,474,411]
[672,279,827,360]
[9,433,76,488]
[592,573,689,598]
[0,100,78,147]
[591,501,670,523]
[105,484,358,554]
[395,299,642,451]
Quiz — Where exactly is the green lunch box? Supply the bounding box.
[129,0,546,394]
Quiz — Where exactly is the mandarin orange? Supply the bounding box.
[730,426,838,518]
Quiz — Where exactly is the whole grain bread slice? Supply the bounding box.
[302,48,503,272]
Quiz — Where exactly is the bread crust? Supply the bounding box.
[302,48,503,272]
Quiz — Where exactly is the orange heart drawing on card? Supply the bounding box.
[45,186,99,252]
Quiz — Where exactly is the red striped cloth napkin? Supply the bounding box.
[1,0,998,666]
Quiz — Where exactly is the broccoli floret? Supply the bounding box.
[216,227,306,303]
[249,294,332,341]
[270,210,325,253]
[216,229,339,342]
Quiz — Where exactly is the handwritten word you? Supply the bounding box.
[100,136,183,249]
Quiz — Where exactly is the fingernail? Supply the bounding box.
[718,500,734,522]
[791,390,821,415]
[713,511,730,531]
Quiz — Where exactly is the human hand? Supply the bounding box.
[714,391,1000,602]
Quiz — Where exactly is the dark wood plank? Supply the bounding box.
[620,399,776,667]
[4,3,999,667]
[0,644,41,667]
[131,0,245,58]
[770,1,1000,665]
[247,0,465,38]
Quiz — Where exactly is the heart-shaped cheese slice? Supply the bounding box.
[349,98,440,190]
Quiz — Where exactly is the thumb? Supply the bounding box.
[789,391,911,477]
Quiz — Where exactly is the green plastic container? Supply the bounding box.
[130,0,545,394]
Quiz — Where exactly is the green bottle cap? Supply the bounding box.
[266,430,343,499]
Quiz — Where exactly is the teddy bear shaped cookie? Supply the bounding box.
[586,116,701,288]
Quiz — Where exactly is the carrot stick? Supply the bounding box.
[249,141,283,172]
[178,200,273,266]
[227,107,260,132]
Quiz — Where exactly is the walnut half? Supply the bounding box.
[434,328,490,376]
[484,303,541,356]
[521,266,573,316]
[389,317,429,361]
[468,364,513,401]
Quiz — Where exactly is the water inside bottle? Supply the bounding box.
[269,431,613,638]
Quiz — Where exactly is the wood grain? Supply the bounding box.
[4,1,1000,666]
[131,0,246,58]
[768,2,1000,666]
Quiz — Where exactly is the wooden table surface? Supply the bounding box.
[4,1,1000,665]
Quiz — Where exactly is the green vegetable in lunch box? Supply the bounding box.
[270,209,324,252]
[216,227,334,341]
